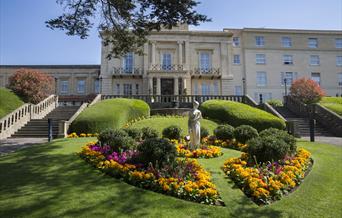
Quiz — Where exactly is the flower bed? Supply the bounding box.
[79,142,223,205]
[67,132,98,138]
[202,137,247,151]
[175,143,222,158]
[222,148,313,205]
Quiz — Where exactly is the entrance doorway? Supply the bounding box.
[161,78,174,95]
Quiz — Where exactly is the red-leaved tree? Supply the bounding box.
[8,68,54,104]
[289,77,325,104]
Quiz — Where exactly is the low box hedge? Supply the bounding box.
[200,100,286,132]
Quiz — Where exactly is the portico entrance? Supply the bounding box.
[161,78,174,95]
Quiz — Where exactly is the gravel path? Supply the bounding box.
[301,136,342,147]
[0,138,48,156]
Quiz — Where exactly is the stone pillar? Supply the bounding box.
[151,41,156,68]
[178,41,183,66]
[143,43,149,74]
[183,78,187,94]
[174,77,179,95]
[156,77,161,95]
[185,41,190,71]
[148,77,153,94]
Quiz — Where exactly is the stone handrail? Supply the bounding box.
[88,94,102,107]
[260,102,287,121]
[0,104,32,139]
[314,103,342,137]
[242,95,258,107]
[31,95,59,119]
[284,96,308,117]
[58,103,88,137]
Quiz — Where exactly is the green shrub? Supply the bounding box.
[71,98,150,133]
[233,125,259,144]
[200,100,286,132]
[259,128,297,154]
[137,138,176,167]
[200,127,209,139]
[98,129,136,152]
[214,125,235,140]
[0,88,24,118]
[141,127,159,140]
[247,136,291,163]
[267,99,283,107]
[162,125,182,140]
[123,128,142,141]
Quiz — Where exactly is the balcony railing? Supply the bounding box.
[149,64,184,71]
[112,67,142,76]
[191,68,221,77]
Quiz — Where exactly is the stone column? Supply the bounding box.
[178,41,183,66]
[143,43,149,74]
[148,77,153,94]
[151,41,156,69]
[183,78,187,94]
[156,77,161,95]
[174,77,179,95]
[185,41,190,71]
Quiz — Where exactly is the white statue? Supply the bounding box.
[188,100,202,150]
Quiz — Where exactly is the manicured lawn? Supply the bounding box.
[320,97,342,116]
[0,88,24,118]
[129,116,218,135]
[0,138,341,217]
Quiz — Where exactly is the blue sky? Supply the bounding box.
[0,0,341,65]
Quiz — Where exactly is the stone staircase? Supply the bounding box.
[11,106,80,138]
[274,106,332,137]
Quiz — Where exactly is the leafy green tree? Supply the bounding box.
[46,0,209,58]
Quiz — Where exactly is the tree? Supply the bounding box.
[46,0,210,58]
[289,77,325,104]
[8,69,54,104]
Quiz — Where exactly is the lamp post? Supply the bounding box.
[284,78,287,96]
[242,77,246,96]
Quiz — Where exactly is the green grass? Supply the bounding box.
[70,98,150,133]
[0,87,24,118]
[129,116,218,136]
[320,97,342,115]
[200,100,286,131]
[0,138,341,217]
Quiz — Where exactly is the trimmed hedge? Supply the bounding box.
[200,100,286,132]
[71,98,150,133]
[0,88,24,118]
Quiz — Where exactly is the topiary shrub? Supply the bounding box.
[200,100,286,132]
[200,127,209,139]
[259,128,297,154]
[98,129,136,152]
[137,138,176,167]
[141,127,159,140]
[162,125,182,140]
[214,125,235,140]
[247,136,291,163]
[123,128,142,141]
[8,68,54,104]
[290,77,325,104]
[233,125,259,144]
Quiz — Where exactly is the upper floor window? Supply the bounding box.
[338,73,342,86]
[310,55,320,65]
[256,54,266,64]
[161,52,172,70]
[233,55,241,64]
[256,71,267,86]
[283,55,293,65]
[281,37,292,47]
[123,52,134,73]
[233,37,240,47]
[336,56,342,66]
[77,79,86,94]
[94,79,100,93]
[336,38,342,48]
[308,38,318,48]
[199,51,212,73]
[123,83,132,95]
[60,80,69,94]
[311,72,321,85]
[255,36,265,47]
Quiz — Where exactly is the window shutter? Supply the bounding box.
[281,72,285,85]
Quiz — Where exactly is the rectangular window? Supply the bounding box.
[201,82,210,95]
[310,55,320,65]
[308,38,318,48]
[338,73,342,86]
[233,55,241,64]
[116,83,120,95]
[94,79,100,93]
[123,84,132,95]
[336,38,342,48]
[199,51,211,73]
[281,72,297,85]
[77,80,86,94]
[256,71,267,86]
[336,56,342,66]
[256,54,266,64]
[60,80,69,94]
[213,81,219,95]
[255,36,265,47]
[194,81,198,95]
[235,86,242,95]
[123,52,134,73]
[311,72,321,85]
[135,84,139,95]
[283,55,293,65]
[281,37,292,47]
[162,52,172,70]
[233,37,240,47]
